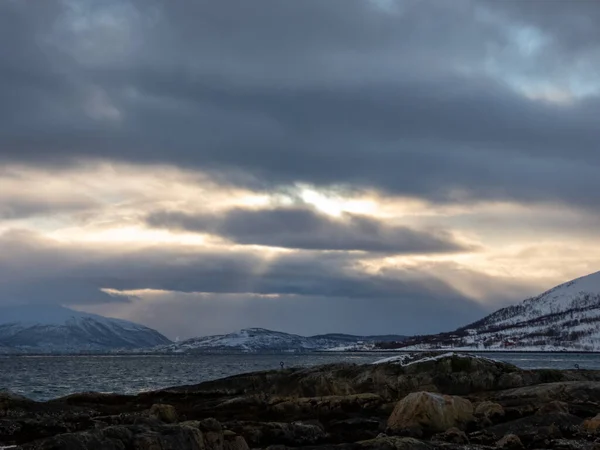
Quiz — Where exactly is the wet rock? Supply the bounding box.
[148,404,178,424]
[496,433,524,449]
[387,392,473,434]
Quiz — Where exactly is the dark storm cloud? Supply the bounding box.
[0,230,487,333]
[146,207,472,253]
[2,0,600,208]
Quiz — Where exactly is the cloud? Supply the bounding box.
[1,0,600,211]
[86,291,487,339]
[0,229,488,335]
[2,0,600,337]
[146,206,473,253]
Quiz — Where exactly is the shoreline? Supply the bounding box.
[4,352,600,449]
[5,349,600,357]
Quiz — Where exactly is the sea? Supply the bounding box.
[1,352,599,402]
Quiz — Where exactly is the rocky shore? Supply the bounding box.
[4,353,600,449]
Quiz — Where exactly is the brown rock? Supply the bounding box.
[387,391,473,434]
[496,433,524,449]
[583,413,600,433]
[474,401,504,421]
[148,404,178,424]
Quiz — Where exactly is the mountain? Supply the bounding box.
[0,305,171,353]
[311,333,407,343]
[396,271,600,352]
[160,328,407,353]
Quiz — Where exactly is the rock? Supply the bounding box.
[269,394,384,420]
[432,427,468,444]
[491,381,600,405]
[148,404,178,423]
[474,401,504,423]
[358,436,432,450]
[582,413,600,433]
[387,392,473,434]
[197,419,224,450]
[222,430,249,450]
[496,433,524,449]
[224,421,327,447]
[134,425,205,450]
[20,424,206,450]
[537,400,569,415]
[485,412,581,445]
[175,353,530,402]
[327,418,381,443]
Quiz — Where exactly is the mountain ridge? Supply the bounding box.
[392,271,600,352]
[0,305,172,354]
[160,327,408,353]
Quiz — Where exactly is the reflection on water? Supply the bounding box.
[0,351,596,401]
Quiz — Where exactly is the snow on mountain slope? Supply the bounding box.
[160,328,407,353]
[0,305,171,353]
[397,271,600,352]
[162,328,317,353]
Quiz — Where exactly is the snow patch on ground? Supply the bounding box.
[372,352,499,366]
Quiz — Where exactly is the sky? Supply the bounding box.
[2,0,600,340]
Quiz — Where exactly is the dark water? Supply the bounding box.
[1,352,598,401]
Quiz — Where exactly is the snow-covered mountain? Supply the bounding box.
[397,271,600,351]
[0,305,171,353]
[160,328,407,353]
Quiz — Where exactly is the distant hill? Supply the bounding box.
[159,328,408,353]
[0,305,171,354]
[392,271,600,352]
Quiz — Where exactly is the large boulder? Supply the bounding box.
[171,354,530,402]
[387,392,473,434]
[474,401,504,422]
